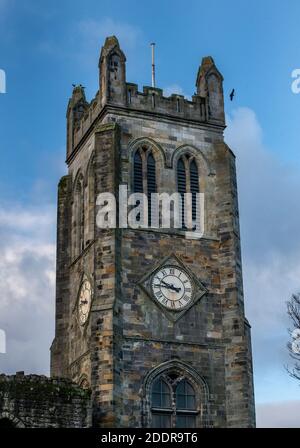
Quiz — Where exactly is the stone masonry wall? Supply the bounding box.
[0,373,92,428]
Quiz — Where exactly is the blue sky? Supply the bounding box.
[1,0,300,427]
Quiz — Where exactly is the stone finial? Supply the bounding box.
[103,35,120,49]
[196,56,225,123]
[99,35,126,106]
[70,84,86,104]
[196,56,223,96]
[66,85,88,158]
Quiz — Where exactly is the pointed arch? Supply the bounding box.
[129,138,163,227]
[172,145,215,236]
[133,150,143,193]
[147,152,156,226]
[190,159,199,222]
[0,412,25,428]
[171,144,210,177]
[177,157,186,228]
[142,359,210,428]
[129,137,167,169]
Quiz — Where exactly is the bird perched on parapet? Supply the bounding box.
[72,84,86,89]
[229,89,235,101]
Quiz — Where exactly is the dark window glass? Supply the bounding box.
[176,380,196,409]
[152,413,172,428]
[152,378,171,408]
[133,151,143,193]
[177,158,186,229]
[175,414,196,428]
[190,160,199,223]
[150,375,199,428]
[147,153,156,226]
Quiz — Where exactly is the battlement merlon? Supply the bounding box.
[66,36,225,161]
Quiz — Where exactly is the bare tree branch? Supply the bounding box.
[287,293,300,381]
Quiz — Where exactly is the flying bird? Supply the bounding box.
[229,89,235,101]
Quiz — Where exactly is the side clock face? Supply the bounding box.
[151,266,193,311]
[78,279,92,326]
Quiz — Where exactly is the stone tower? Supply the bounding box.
[50,36,255,428]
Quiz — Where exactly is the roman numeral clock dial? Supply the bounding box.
[151,266,193,310]
[78,279,92,326]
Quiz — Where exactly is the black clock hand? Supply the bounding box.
[160,281,181,293]
[161,280,173,288]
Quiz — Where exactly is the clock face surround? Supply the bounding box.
[78,279,92,326]
[151,265,193,311]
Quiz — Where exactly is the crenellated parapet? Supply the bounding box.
[66,36,225,162]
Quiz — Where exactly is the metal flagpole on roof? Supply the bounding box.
[151,43,156,88]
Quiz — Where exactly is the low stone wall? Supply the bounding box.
[0,372,92,428]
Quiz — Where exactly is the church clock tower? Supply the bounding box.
[50,36,255,428]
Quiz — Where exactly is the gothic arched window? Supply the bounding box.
[177,158,186,228]
[177,155,199,229]
[133,150,143,193]
[133,147,157,226]
[147,152,156,226]
[190,159,199,222]
[151,375,197,428]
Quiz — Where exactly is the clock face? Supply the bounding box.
[78,279,92,326]
[151,266,193,311]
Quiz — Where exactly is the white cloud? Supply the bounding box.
[225,107,300,407]
[256,401,300,427]
[0,204,56,375]
[1,104,300,425]
[78,17,140,51]
[163,84,191,99]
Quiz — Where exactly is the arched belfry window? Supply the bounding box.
[133,146,157,226]
[177,158,186,228]
[190,159,199,222]
[177,155,200,229]
[151,375,198,428]
[133,150,143,193]
[147,153,156,225]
